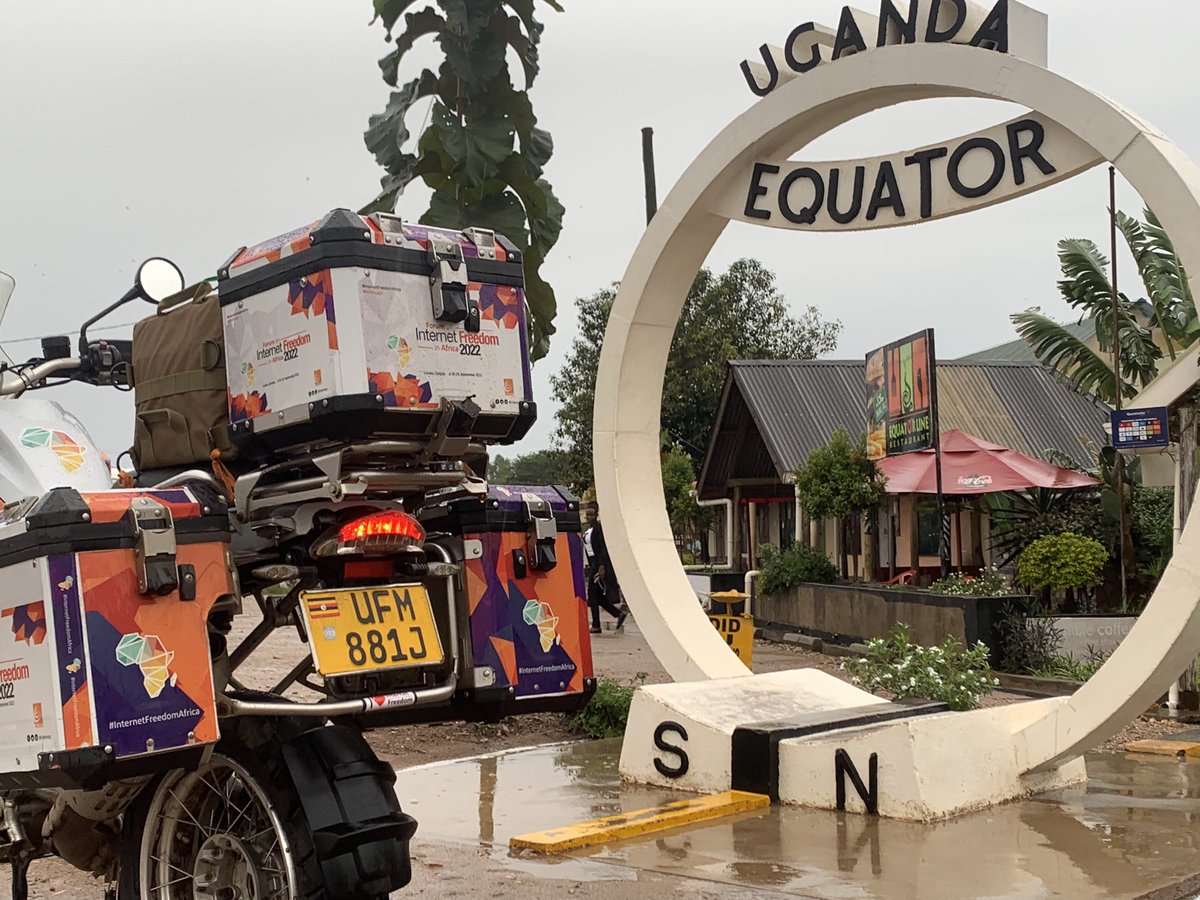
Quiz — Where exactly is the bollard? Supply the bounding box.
[706,590,754,666]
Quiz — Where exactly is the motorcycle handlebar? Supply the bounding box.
[0,357,85,396]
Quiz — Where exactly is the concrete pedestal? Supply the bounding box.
[620,670,1085,821]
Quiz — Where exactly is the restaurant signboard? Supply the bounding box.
[865,329,937,460]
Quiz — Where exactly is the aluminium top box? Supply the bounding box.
[217,209,535,458]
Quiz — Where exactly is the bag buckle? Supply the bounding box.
[129,497,179,596]
[427,234,478,332]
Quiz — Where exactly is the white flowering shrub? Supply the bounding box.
[843,623,997,711]
[928,566,1013,597]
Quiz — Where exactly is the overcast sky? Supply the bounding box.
[0,1,1195,459]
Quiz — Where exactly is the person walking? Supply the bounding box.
[584,503,626,634]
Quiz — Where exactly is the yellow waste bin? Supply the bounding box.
[707,590,754,666]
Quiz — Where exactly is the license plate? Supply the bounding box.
[299,585,445,677]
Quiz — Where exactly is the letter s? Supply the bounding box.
[653,721,690,778]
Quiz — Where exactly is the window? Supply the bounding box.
[917,502,941,557]
[756,503,771,552]
[780,501,795,549]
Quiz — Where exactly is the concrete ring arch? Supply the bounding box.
[593,41,1200,773]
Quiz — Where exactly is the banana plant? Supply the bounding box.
[1012,208,1197,404]
[363,0,565,360]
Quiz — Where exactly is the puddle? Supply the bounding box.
[391,742,1200,898]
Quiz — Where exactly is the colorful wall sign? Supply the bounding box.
[1111,407,1170,451]
[865,329,936,460]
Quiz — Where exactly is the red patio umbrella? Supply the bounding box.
[876,430,1100,494]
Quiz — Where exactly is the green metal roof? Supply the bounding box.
[956,320,1095,362]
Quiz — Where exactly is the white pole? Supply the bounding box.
[1169,445,1182,715]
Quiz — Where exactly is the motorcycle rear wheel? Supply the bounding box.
[118,716,325,900]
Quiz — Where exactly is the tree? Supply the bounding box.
[363,0,565,360]
[551,259,842,488]
[1017,532,1108,613]
[489,449,573,485]
[660,442,710,547]
[793,428,887,579]
[1012,208,1197,403]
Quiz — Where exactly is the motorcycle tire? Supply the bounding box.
[116,713,328,900]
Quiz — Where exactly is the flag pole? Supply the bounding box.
[928,329,950,579]
[642,127,658,225]
[1109,165,1128,609]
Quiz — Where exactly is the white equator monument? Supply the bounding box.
[595,0,1200,819]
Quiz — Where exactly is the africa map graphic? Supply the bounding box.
[20,427,87,473]
[115,633,176,699]
[522,599,560,653]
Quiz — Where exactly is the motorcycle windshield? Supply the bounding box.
[0,272,15,367]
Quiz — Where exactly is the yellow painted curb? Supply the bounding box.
[1122,739,1200,757]
[509,790,770,853]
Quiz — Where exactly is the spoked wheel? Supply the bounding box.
[118,714,327,900]
[119,709,416,899]
[139,754,297,899]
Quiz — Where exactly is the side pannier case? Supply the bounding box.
[217,209,535,458]
[420,485,595,715]
[0,487,234,789]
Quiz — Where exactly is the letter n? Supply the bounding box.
[835,749,879,815]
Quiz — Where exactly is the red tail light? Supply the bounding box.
[313,510,425,557]
[338,511,425,544]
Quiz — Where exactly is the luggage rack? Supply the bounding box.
[233,438,486,521]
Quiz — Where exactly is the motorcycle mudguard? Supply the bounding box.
[280,724,417,897]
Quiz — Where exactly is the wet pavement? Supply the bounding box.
[391,740,1200,899]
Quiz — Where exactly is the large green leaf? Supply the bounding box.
[373,0,424,34]
[415,110,455,184]
[526,125,553,173]
[1117,211,1185,358]
[1141,208,1196,346]
[1055,235,1161,388]
[363,71,439,170]
[506,0,546,47]
[1057,239,1115,317]
[521,245,557,360]
[477,80,539,154]
[491,12,539,87]
[432,106,515,187]
[498,154,563,255]
[436,0,476,35]
[1012,309,1120,402]
[441,16,509,91]
[379,8,446,86]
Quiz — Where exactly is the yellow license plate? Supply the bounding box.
[300,584,445,677]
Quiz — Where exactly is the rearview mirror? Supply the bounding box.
[136,258,185,304]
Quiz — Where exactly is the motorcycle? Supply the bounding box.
[0,243,594,899]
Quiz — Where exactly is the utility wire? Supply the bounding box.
[0,320,139,346]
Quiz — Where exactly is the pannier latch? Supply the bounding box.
[427,233,479,333]
[129,497,179,596]
[520,494,558,573]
